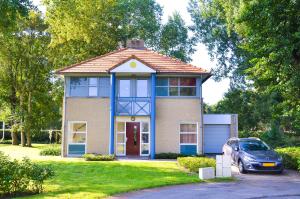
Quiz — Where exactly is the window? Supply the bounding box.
[179,123,197,155]
[116,122,126,155]
[136,80,148,97]
[140,122,150,155]
[119,80,131,97]
[156,77,197,97]
[69,77,110,97]
[68,121,87,156]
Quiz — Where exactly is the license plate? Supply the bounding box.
[263,163,275,167]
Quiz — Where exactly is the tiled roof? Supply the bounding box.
[56,48,209,74]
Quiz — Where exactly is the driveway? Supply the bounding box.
[112,167,300,199]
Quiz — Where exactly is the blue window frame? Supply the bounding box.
[180,123,198,155]
[156,77,197,97]
[69,77,110,97]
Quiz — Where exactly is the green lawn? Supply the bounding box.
[0,144,230,198]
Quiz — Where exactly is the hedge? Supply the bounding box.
[275,147,300,171]
[40,145,61,156]
[83,154,115,161]
[177,157,216,173]
[0,152,54,197]
[155,153,205,159]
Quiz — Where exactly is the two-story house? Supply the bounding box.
[56,40,237,158]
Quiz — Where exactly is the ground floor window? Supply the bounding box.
[140,122,150,156]
[179,123,198,155]
[116,122,126,155]
[68,121,87,156]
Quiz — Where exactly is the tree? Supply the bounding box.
[158,12,195,62]
[44,0,163,68]
[189,0,300,133]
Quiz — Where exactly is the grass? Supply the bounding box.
[0,144,233,198]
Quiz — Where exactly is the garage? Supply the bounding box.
[204,124,230,153]
[203,114,238,154]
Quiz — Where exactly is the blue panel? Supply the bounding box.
[150,73,156,159]
[180,145,197,155]
[68,144,85,155]
[99,77,110,97]
[109,73,116,154]
[157,78,168,86]
[156,87,168,96]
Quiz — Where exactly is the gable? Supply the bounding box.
[110,58,156,73]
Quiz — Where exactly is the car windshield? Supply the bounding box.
[239,140,270,151]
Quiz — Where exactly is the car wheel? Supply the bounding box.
[238,160,246,174]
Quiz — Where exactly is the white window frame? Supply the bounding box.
[116,122,126,156]
[67,121,87,156]
[140,121,150,156]
[156,77,197,97]
[179,122,198,154]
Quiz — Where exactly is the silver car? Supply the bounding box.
[223,137,283,173]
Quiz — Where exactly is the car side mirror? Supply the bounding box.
[234,146,239,151]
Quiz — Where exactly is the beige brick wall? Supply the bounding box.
[156,98,202,154]
[63,98,110,156]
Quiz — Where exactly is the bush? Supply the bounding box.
[275,147,300,170]
[83,154,115,161]
[155,153,205,159]
[0,139,12,144]
[40,145,61,156]
[177,157,216,173]
[0,152,54,197]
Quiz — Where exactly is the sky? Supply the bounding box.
[32,0,229,105]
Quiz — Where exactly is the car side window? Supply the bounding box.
[231,141,237,149]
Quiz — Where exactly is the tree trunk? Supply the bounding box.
[21,128,26,146]
[11,126,18,145]
[26,92,32,147]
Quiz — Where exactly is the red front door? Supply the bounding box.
[126,122,140,156]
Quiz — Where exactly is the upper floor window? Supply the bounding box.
[118,79,149,98]
[156,77,197,97]
[69,77,110,97]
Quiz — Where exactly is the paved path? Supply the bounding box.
[112,168,300,199]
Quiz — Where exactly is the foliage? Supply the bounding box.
[189,0,300,134]
[155,153,204,159]
[40,145,61,156]
[83,153,115,161]
[275,147,300,171]
[177,157,216,173]
[158,12,196,62]
[0,152,54,197]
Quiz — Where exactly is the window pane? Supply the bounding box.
[141,144,149,154]
[156,87,168,96]
[142,133,149,143]
[180,124,196,132]
[117,144,125,154]
[180,134,197,144]
[180,87,196,96]
[119,80,131,97]
[99,77,110,97]
[117,122,125,132]
[169,78,179,86]
[137,80,148,97]
[141,122,149,132]
[70,133,86,143]
[70,77,88,86]
[89,78,97,86]
[89,86,98,96]
[169,87,179,96]
[157,78,168,86]
[117,133,125,143]
[180,78,196,86]
[72,123,86,132]
[70,86,88,96]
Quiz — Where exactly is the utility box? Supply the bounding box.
[216,155,232,177]
[199,167,215,180]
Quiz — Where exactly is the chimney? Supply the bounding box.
[126,39,145,49]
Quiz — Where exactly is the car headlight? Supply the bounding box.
[244,155,257,162]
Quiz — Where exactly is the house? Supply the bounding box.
[56,40,238,158]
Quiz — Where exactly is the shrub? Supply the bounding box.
[83,153,115,161]
[155,153,204,159]
[0,139,12,144]
[0,152,54,197]
[177,157,216,173]
[275,147,300,170]
[40,145,61,156]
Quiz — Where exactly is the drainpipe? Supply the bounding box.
[150,73,156,159]
[109,73,116,155]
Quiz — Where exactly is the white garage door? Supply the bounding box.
[204,124,230,153]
